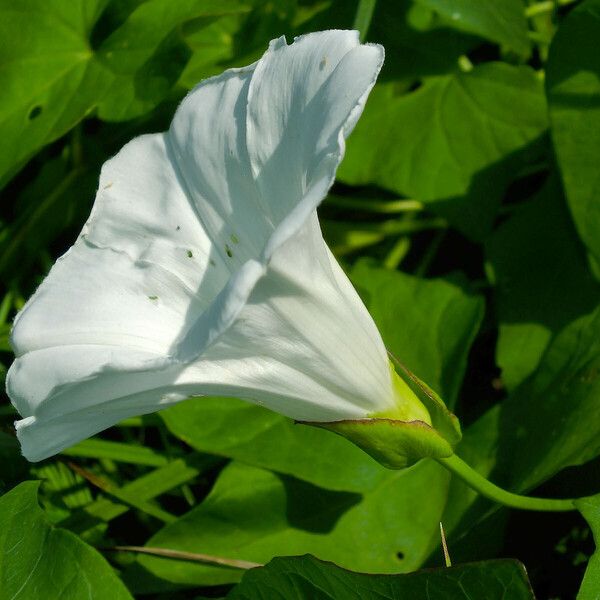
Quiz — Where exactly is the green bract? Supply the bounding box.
[306,361,461,469]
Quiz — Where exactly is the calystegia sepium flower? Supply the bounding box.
[8,30,454,464]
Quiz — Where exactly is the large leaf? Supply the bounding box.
[351,261,484,409]
[368,0,479,80]
[575,493,600,600]
[93,0,250,120]
[227,554,535,600]
[0,481,133,600]
[338,63,547,238]
[443,305,600,547]
[486,175,600,390]
[162,398,389,493]
[546,0,600,266]
[0,0,249,185]
[494,305,600,492]
[415,0,530,56]
[129,460,450,590]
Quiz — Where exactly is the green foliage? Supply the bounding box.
[0,0,249,184]
[228,554,535,600]
[414,0,531,56]
[486,175,599,390]
[0,0,598,598]
[0,481,133,599]
[338,63,547,238]
[128,460,450,590]
[163,397,390,492]
[576,493,600,599]
[546,0,600,267]
[351,262,484,408]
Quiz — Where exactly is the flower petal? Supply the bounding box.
[247,30,384,224]
[11,133,228,358]
[8,345,182,462]
[8,31,388,461]
[198,212,396,421]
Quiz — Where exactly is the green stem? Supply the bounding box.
[436,454,576,512]
[383,236,410,269]
[352,0,377,41]
[326,195,424,214]
[525,0,578,18]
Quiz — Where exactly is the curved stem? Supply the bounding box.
[436,454,576,512]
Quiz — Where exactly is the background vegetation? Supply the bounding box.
[1,0,599,598]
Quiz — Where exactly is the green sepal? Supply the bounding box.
[301,360,462,470]
[393,359,462,447]
[305,418,454,470]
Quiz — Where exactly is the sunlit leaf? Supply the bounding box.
[0,481,133,599]
[575,492,600,600]
[127,460,449,590]
[415,0,530,56]
[339,63,547,238]
[0,0,250,185]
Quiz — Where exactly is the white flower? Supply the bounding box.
[7,30,430,462]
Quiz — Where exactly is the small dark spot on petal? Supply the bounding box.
[187,250,193,258]
[396,551,404,560]
[176,225,181,231]
[225,244,233,258]
[28,105,42,120]
[209,259,216,266]
[103,182,113,190]
[148,295,158,301]
[231,233,239,244]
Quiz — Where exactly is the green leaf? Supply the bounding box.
[227,554,535,600]
[0,0,250,185]
[351,261,484,409]
[62,453,219,538]
[0,481,133,600]
[444,305,600,545]
[415,0,531,56]
[0,0,106,185]
[178,12,244,88]
[162,398,389,493]
[338,64,547,238]
[486,175,600,390]
[129,460,450,590]
[367,0,479,80]
[0,156,97,281]
[497,305,600,493]
[575,493,600,600]
[62,438,170,466]
[546,0,600,266]
[94,0,251,121]
[32,462,93,523]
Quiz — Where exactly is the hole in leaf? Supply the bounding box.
[407,81,422,93]
[28,105,42,120]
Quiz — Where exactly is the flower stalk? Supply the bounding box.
[435,454,575,512]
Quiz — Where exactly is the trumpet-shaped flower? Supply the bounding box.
[7,30,434,463]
